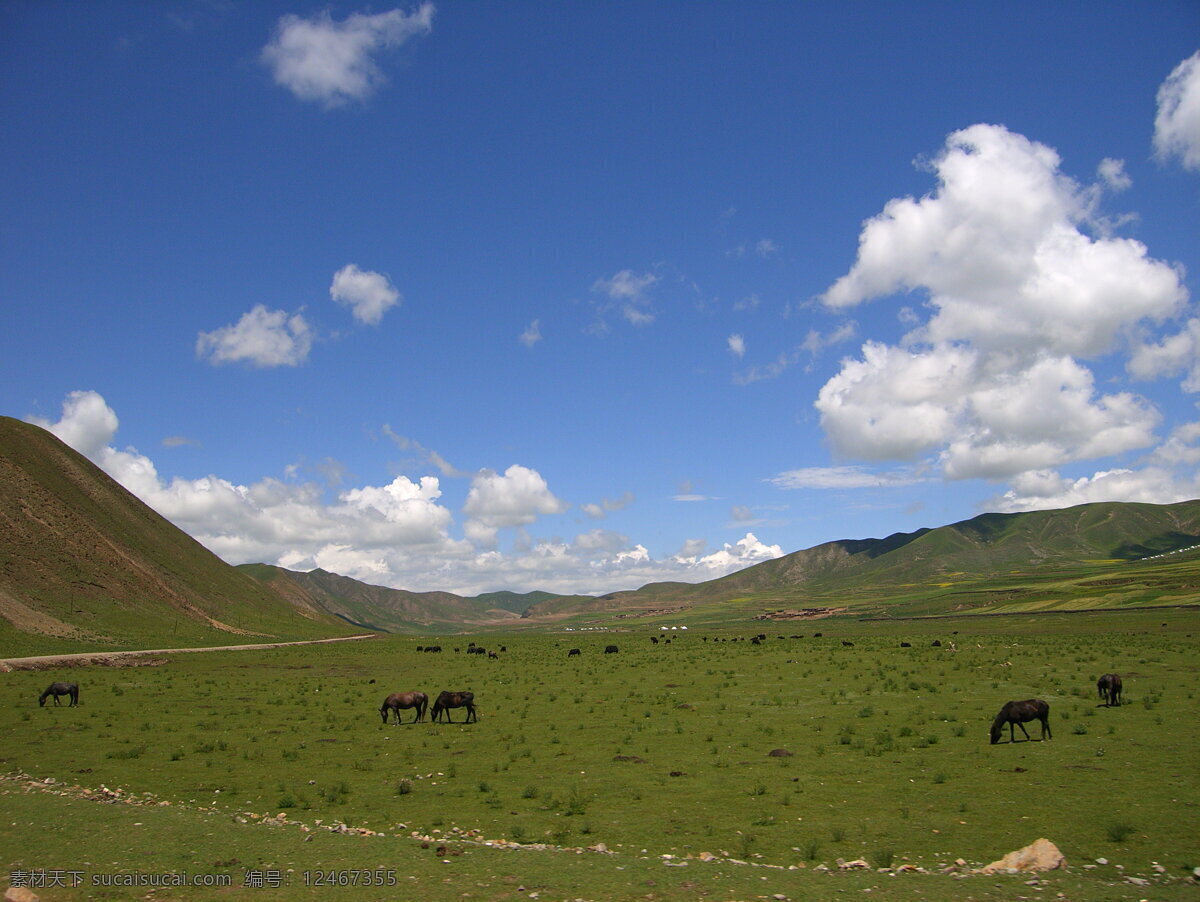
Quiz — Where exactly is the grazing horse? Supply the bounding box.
[39,682,78,707]
[568,648,581,657]
[990,699,1051,744]
[604,645,618,654]
[431,690,476,723]
[1097,673,1122,707]
[380,691,428,724]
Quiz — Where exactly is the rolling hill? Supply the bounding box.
[0,416,354,653]
[2,413,1198,652]
[521,500,1200,622]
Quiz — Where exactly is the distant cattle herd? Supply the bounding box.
[36,634,1127,743]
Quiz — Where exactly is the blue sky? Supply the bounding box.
[2,3,1198,596]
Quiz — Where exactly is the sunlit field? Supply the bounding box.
[3,609,1197,901]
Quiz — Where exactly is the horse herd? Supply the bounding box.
[380,689,476,724]
[37,662,1126,745]
[988,673,1123,745]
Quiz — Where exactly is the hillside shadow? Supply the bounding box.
[1110,531,1200,561]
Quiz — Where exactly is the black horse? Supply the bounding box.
[990,699,1051,744]
[431,690,476,723]
[380,690,428,724]
[1097,673,1122,707]
[39,682,78,707]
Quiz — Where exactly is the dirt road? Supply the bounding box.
[0,633,379,671]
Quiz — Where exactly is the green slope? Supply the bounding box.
[0,417,353,654]
[523,500,1200,621]
[239,565,526,634]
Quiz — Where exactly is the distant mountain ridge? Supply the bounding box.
[237,565,599,633]
[2,413,1197,650]
[521,499,1200,618]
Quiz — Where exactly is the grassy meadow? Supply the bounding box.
[2,609,1198,900]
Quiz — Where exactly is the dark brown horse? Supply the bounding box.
[990,699,1051,744]
[39,682,78,707]
[431,690,476,723]
[1097,673,1122,707]
[380,691,428,724]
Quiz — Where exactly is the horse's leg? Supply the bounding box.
[1018,721,1031,741]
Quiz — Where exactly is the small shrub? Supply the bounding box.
[1106,822,1135,843]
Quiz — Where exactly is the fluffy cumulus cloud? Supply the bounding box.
[29,392,787,596]
[815,124,1189,496]
[462,465,570,546]
[262,4,434,107]
[1129,317,1200,392]
[330,264,401,325]
[196,305,313,367]
[1153,51,1200,171]
[32,393,789,596]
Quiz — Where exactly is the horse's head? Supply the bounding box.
[989,721,1002,744]
[379,703,390,723]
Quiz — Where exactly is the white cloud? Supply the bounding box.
[825,125,1183,358]
[1097,157,1131,191]
[196,305,313,368]
[727,333,746,358]
[672,533,784,572]
[29,390,118,459]
[519,319,542,348]
[591,270,658,327]
[769,465,924,490]
[381,426,471,479]
[1154,51,1200,171]
[262,4,435,108]
[989,463,1200,514]
[816,124,1187,481]
[1129,317,1200,392]
[463,464,569,546]
[582,492,634,520]
[162,435,200,448]
[29,392,789,597]
[330,264,401,325]
[755,238,779,258]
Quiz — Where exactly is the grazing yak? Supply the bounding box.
[990,699,1052,744]
[604,645,619,654]
[568,648,581,657]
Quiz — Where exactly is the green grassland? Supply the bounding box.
[3,610,1198,900]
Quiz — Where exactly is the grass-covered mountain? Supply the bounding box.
[522,500,1200,622]
[238,565,597,634]
[3,412,1197,651]
[239,564,522,633]
[0,416,354,654]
